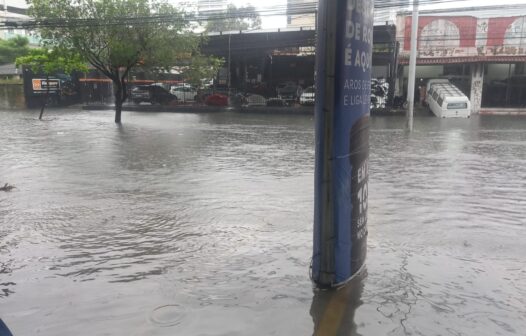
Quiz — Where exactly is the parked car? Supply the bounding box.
[152,82,171,90]
[170,85,198,102]
[231,93,267,107]
[266,97,286,107]
[245,94,266,106]
[276,82,301,105]
[276,81,297,93]
[299,86,315,105]
[130,85,150,104]
[174,83,193,88]
[131,85,177,105]
[205,93,228,107]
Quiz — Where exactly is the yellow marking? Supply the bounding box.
[314,285,354,336]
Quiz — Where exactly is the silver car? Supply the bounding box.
[170,85,197,102]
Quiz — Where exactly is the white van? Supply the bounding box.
[426,80,471,118]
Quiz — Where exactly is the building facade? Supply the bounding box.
[0,4,39,45]
[396,14,526,112]
[197,0,228,15]
[286,0,316,28]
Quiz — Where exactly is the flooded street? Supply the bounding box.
[1,108,525,335]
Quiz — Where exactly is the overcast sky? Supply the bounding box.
[230,0,286,28]
[6,0,526,28]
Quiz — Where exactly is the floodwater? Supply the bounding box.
[0,108,525,336]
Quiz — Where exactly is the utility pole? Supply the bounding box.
[227,34,231,96]
[406,0,419,131]
[312,0,372,288]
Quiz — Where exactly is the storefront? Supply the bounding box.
[202,26,398,99]
[396,14,526,113]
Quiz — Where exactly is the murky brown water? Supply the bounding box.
[1,108,525,335]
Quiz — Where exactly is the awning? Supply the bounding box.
[398,56,526,65]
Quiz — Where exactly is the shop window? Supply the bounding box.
[515,63,525,75]
[444,64,469,76]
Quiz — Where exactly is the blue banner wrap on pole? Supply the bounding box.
[313,0,372,287]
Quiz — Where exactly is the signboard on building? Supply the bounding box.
[397,15,526,63]
[32,78,60,93]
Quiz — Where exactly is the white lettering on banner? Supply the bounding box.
[346,19,373,43]
[345,47,353,65]
[344,79,371,90]
[354,50,371,72]
[362,26,372,44]
[343,94,371,106]
[341,0,374,108]
[357,158,368,184]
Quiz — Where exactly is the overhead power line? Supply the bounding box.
[1,1,525,31]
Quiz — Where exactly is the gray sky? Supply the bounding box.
[6,0,526,28]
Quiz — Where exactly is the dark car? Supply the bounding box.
[276,82,301,105]
[131,85,177,105]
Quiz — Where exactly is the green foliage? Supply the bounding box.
[27,0,206,122]
[16,48,89,75]
[205,4,261,32]
[183,55,224,88]
[27,0,199,77]
[0,36,30,65]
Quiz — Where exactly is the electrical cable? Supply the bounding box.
[4,0,524,30]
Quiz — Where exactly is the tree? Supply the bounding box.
[183,55,224,89]
[16,48,88,120]
[205,4,261,32]
[27,0,201,123]
[0,36,30,65]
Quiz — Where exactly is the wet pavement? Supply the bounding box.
[0,108,525,335]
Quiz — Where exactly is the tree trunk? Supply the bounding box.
[113,79,123,123]
[39,75,50,120]
[112,69,130,124]
[115,99,122,123]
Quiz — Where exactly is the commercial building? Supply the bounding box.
[286,0,316,28]
[285,0,398,29]
[197,0,228,15]
[396,10,526,113]
[202,25,397,99]
[0,3,39,45]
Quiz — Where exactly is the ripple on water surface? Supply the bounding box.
[0,109,525,335]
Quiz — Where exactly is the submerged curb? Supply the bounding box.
[81,104,410,116]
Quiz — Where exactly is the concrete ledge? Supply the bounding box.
[82,104,229,113]
[479,108,526,115]
[237,106,313,115]
[82,104,409,116]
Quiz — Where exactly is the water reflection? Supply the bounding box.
[311,270,365,336]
